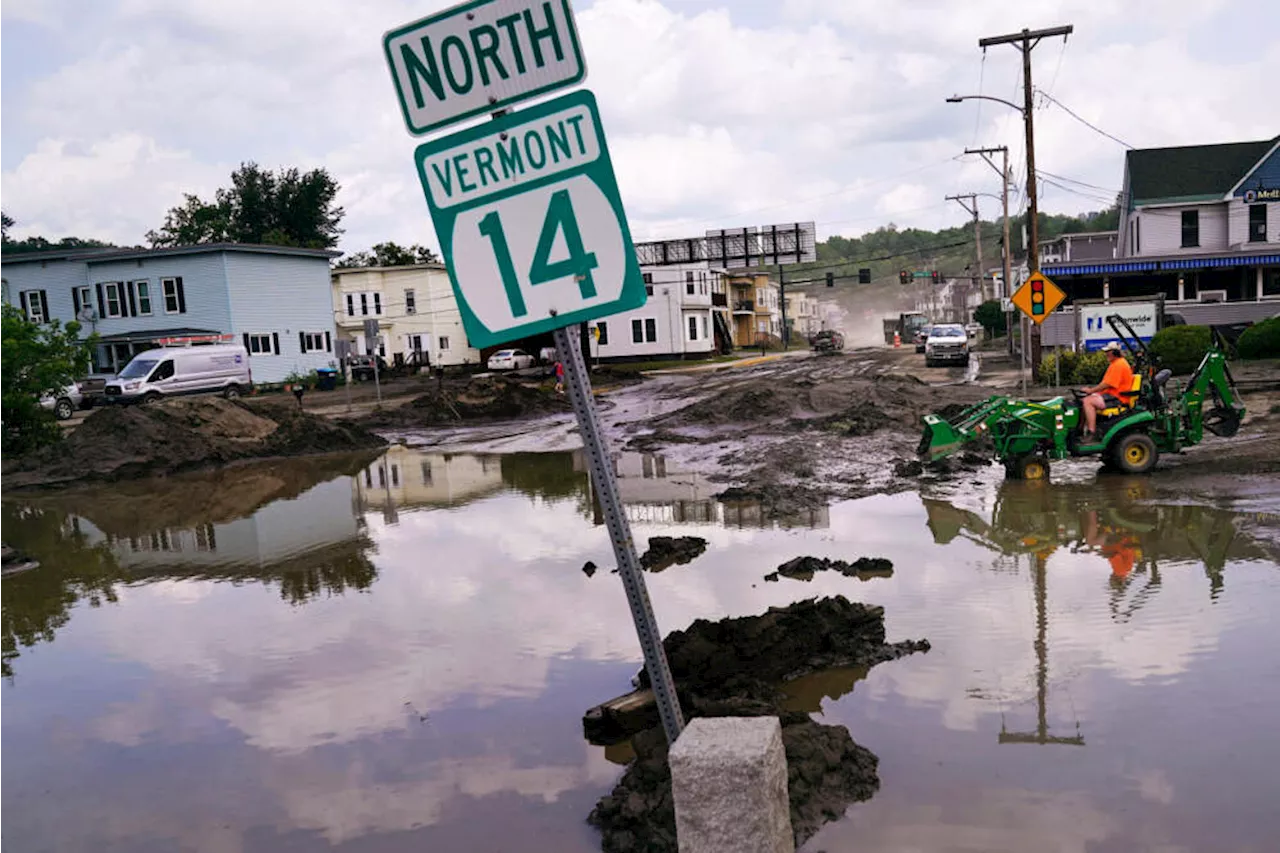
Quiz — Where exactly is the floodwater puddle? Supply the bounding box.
[2,448,1277,851]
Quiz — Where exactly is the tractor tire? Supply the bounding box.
[1006,454,1051,481]
[1113,432,1158,474]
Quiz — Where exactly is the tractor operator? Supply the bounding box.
[1079,341,1134,440]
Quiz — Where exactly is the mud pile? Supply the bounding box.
[358,374,572,428]
[4,398,386,488]
[764,555,893,583]
[587,596,928,853]
[639,536,708,571]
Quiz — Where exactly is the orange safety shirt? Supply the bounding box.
[1101,357,1134,398]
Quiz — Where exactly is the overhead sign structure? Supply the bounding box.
[1081,302,1158,351]
[1011,271,1066,325]
[414,89,646,348]
[384,0,586,136]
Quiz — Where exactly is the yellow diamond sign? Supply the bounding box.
[1011,271,1066,325]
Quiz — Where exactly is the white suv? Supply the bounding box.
[925,324,970,367]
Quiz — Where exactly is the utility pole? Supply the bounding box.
[966,146,1014,351]
[946,194,982,323]
[978,24,1073,374]
[779,266,788,349]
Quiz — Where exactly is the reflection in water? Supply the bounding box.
[2,453,379,679]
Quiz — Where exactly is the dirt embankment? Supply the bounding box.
[3,398,386,489]
[354,374,572,429]
[586,596,929,853]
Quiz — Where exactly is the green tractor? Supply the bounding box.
[919,315,1246,479]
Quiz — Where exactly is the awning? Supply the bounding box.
[1044,253,1280,278]
[93,327,220,344]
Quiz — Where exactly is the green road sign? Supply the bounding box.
[384,0,587,136]
[414,89,646,348]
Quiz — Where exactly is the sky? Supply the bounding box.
[2,0,1278,257]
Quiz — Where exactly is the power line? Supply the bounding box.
[1037,90,1133,148]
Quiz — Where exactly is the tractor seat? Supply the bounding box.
[1147,369,1172,408]
[1099,374,1142,418]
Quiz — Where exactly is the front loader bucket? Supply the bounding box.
[919,414,966,460]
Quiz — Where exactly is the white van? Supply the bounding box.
[104,344,252,403]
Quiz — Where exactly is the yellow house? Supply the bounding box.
[728,272,781,347]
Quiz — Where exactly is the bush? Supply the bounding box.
[1038,350,1108,386]
[973,300,1006,339]
[1237,316,1280,360]
[1149,325,1212,374]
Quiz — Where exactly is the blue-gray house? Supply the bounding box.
[2,243,340,384]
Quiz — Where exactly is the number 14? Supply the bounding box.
[478,189,599,318]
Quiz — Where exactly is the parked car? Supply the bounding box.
[924,323,970,367]
[349,354,387,382]
[538,346,558,364]
[39,383,83,420]
[914,325,934,353]
[104,344,252,403]
[487,349,535,371]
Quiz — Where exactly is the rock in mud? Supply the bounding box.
[639,536,708,571]
[357,374,571,428]
[716,483,829,521]
[894,458,925,477]
[763,555,893,583]
[3,398,386,489]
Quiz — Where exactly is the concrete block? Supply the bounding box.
[669,716,794,853]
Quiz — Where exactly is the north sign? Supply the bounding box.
[414,89,646,348]
[384,0,586,136]
[1011,271,1066,325]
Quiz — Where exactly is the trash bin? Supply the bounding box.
[315,368,338,391]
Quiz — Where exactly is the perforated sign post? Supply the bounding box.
[391,24,683,741]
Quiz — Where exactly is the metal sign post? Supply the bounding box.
[363,318,383,406]
[554,322,684,743]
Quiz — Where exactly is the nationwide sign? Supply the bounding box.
[1081,302,1158,351]
[384,0,586,135]
[413,89,645,348]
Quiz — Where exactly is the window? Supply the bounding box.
[645,318,657,342]
[150,360,175,381]
[134,281,153,315]
[421,461,434,485]
[409,334,424,352]
[247,334,273,354]
[596,321,609,345]
[699,316,708,339]
[20,290,49,323]
[757,319,768,333]
[1263,269,1280,297]
[162,278,185,313]
[688,316,699,340]
[632,318,644,343]
[300,332,326,352]
[1136,216,1141,253]
[643,272,653,296]
[391,464,400,487]
[75,286,92,317]
[686,271,695,295]
[1249,204,1267,243]
[103,282,123,317]
[373,292,382,315]
[346,294,355,316]
[360,293,369,315]
[438,336,450,350]
[405,288,417,314]
[1181,209,1199,248]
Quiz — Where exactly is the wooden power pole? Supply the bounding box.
[977,25,1073,373]
[945,193,984,319]
[966,146,1014,350]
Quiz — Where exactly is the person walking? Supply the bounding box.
[554,360,565,395]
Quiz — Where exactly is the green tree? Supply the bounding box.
[334,241,440,268]
[1,210,117,256]
[146,163,344,249]
[1,305,95,453]
[973,300,1007,338]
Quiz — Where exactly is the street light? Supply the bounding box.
[945,94,1025,114]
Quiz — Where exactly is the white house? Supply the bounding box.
[2,243,339,383]
[587,262,730,360]
[330,263,481,368]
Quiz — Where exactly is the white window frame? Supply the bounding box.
[23,290,47,323]
[688,315,698,341]
[699,315,708,339]
[247,333,273,354]
[346,293,355,316]
[438,336,450,350]
[596,320,609,346]
[405,288,416,315]
[103,282,124,318]
[301,332,325,352]
[1197,289,1228,303]
[644,318,657,343]
[360,293,369,316]
[134,280,153,316]
[77,286,93,315]
[162,278,182,313]
[373,292,383,315]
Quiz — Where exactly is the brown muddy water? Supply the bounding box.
[3,448,1279,852]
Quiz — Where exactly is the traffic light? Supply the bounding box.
[858,268,871,284]
[1030,276,1045,316]
[826,272,834,287]
[899,270,910,285]
[931,270,940,284]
